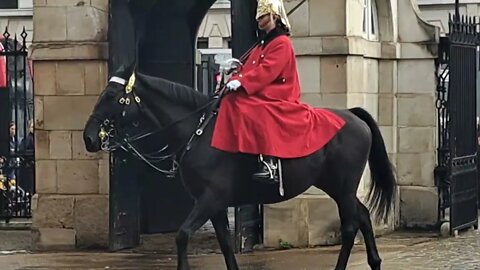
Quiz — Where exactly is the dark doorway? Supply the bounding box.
[108,0,260,251]
[135,0,217,235]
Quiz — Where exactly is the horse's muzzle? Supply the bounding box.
[84,134,101,153]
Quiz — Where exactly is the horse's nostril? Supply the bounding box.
[85,136,94,147]
[84,135,100,153]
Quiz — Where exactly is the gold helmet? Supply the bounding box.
[256,0,291,31]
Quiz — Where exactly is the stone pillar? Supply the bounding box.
[263,0,438,248]
[31,0,109,250]
[396,57,438,228]
[396,0,439,229]
[378,59,399,231]
[264,0,364,248]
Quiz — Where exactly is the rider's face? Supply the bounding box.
[257,14,276,33]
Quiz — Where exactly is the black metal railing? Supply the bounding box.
[0,27,35,222]
[435,14,479,234]
[196,54,220,96]
[435,35,450,220]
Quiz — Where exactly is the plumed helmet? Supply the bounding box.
[256,0,291,31]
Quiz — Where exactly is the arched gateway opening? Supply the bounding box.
[107,0,259,251]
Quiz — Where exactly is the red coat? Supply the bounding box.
[211,32,346,158]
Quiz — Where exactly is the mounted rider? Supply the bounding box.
[211,0,345,184]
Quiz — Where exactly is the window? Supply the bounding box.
[19,0,32,9]
[0,0,17,9]
[197,38,209,49]
[362,0,379,41]
[0,0,32,9]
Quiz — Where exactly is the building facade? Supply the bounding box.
[0,0,33,47]
[30,0,440,249]
[262,0,439,247]
[417,0,480,35]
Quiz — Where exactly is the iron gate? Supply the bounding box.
[435,14,479,235]
[196,53,219,96]
[0,28,35,222]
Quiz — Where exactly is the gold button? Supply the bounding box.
[261,40,264,44]
[253,61,256,64]
[239,74,243,78]
[260,54,265,59]
[282,78,286,83]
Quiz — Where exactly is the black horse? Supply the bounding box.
[83,68,396,270]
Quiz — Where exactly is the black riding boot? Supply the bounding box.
[252,155,279,184]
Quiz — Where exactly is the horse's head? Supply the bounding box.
[83,73,141,152]
[84,66,213,157]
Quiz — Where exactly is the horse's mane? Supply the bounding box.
[136,72,210,109]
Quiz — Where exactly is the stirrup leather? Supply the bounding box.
[255,155,285,196]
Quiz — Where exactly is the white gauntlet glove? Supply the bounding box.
[226,80,242,91]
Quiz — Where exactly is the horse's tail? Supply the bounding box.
[349,107,397,223]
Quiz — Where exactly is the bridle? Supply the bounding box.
[90,69,233,178]
[89,53,245,178]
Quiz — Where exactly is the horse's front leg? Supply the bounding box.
[211,209,239,270]
[176,193,220,270]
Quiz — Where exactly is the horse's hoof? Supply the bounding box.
[440,221,450,237]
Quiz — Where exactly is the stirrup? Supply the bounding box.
[252,155,279,184]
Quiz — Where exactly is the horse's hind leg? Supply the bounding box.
[176,194,219,270]
[211,209,239,270]
[334,194,360,270]
[357,199,382,270]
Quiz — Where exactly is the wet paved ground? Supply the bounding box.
[358,229,480,270]
[0,229,480,269]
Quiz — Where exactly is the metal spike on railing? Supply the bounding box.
[450,14,454,33]
[473,18,476,35]
[21,27,27,39]
[467,17,472,35]
[13,33,18,48]
[3,27,10,41]
[467,17,471,34]
[20,27,27,51]
[453,16,460,32]
[475,17,478,35]
[472,17,475,34]
[449,13,453,31]
[460,15,465,33]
